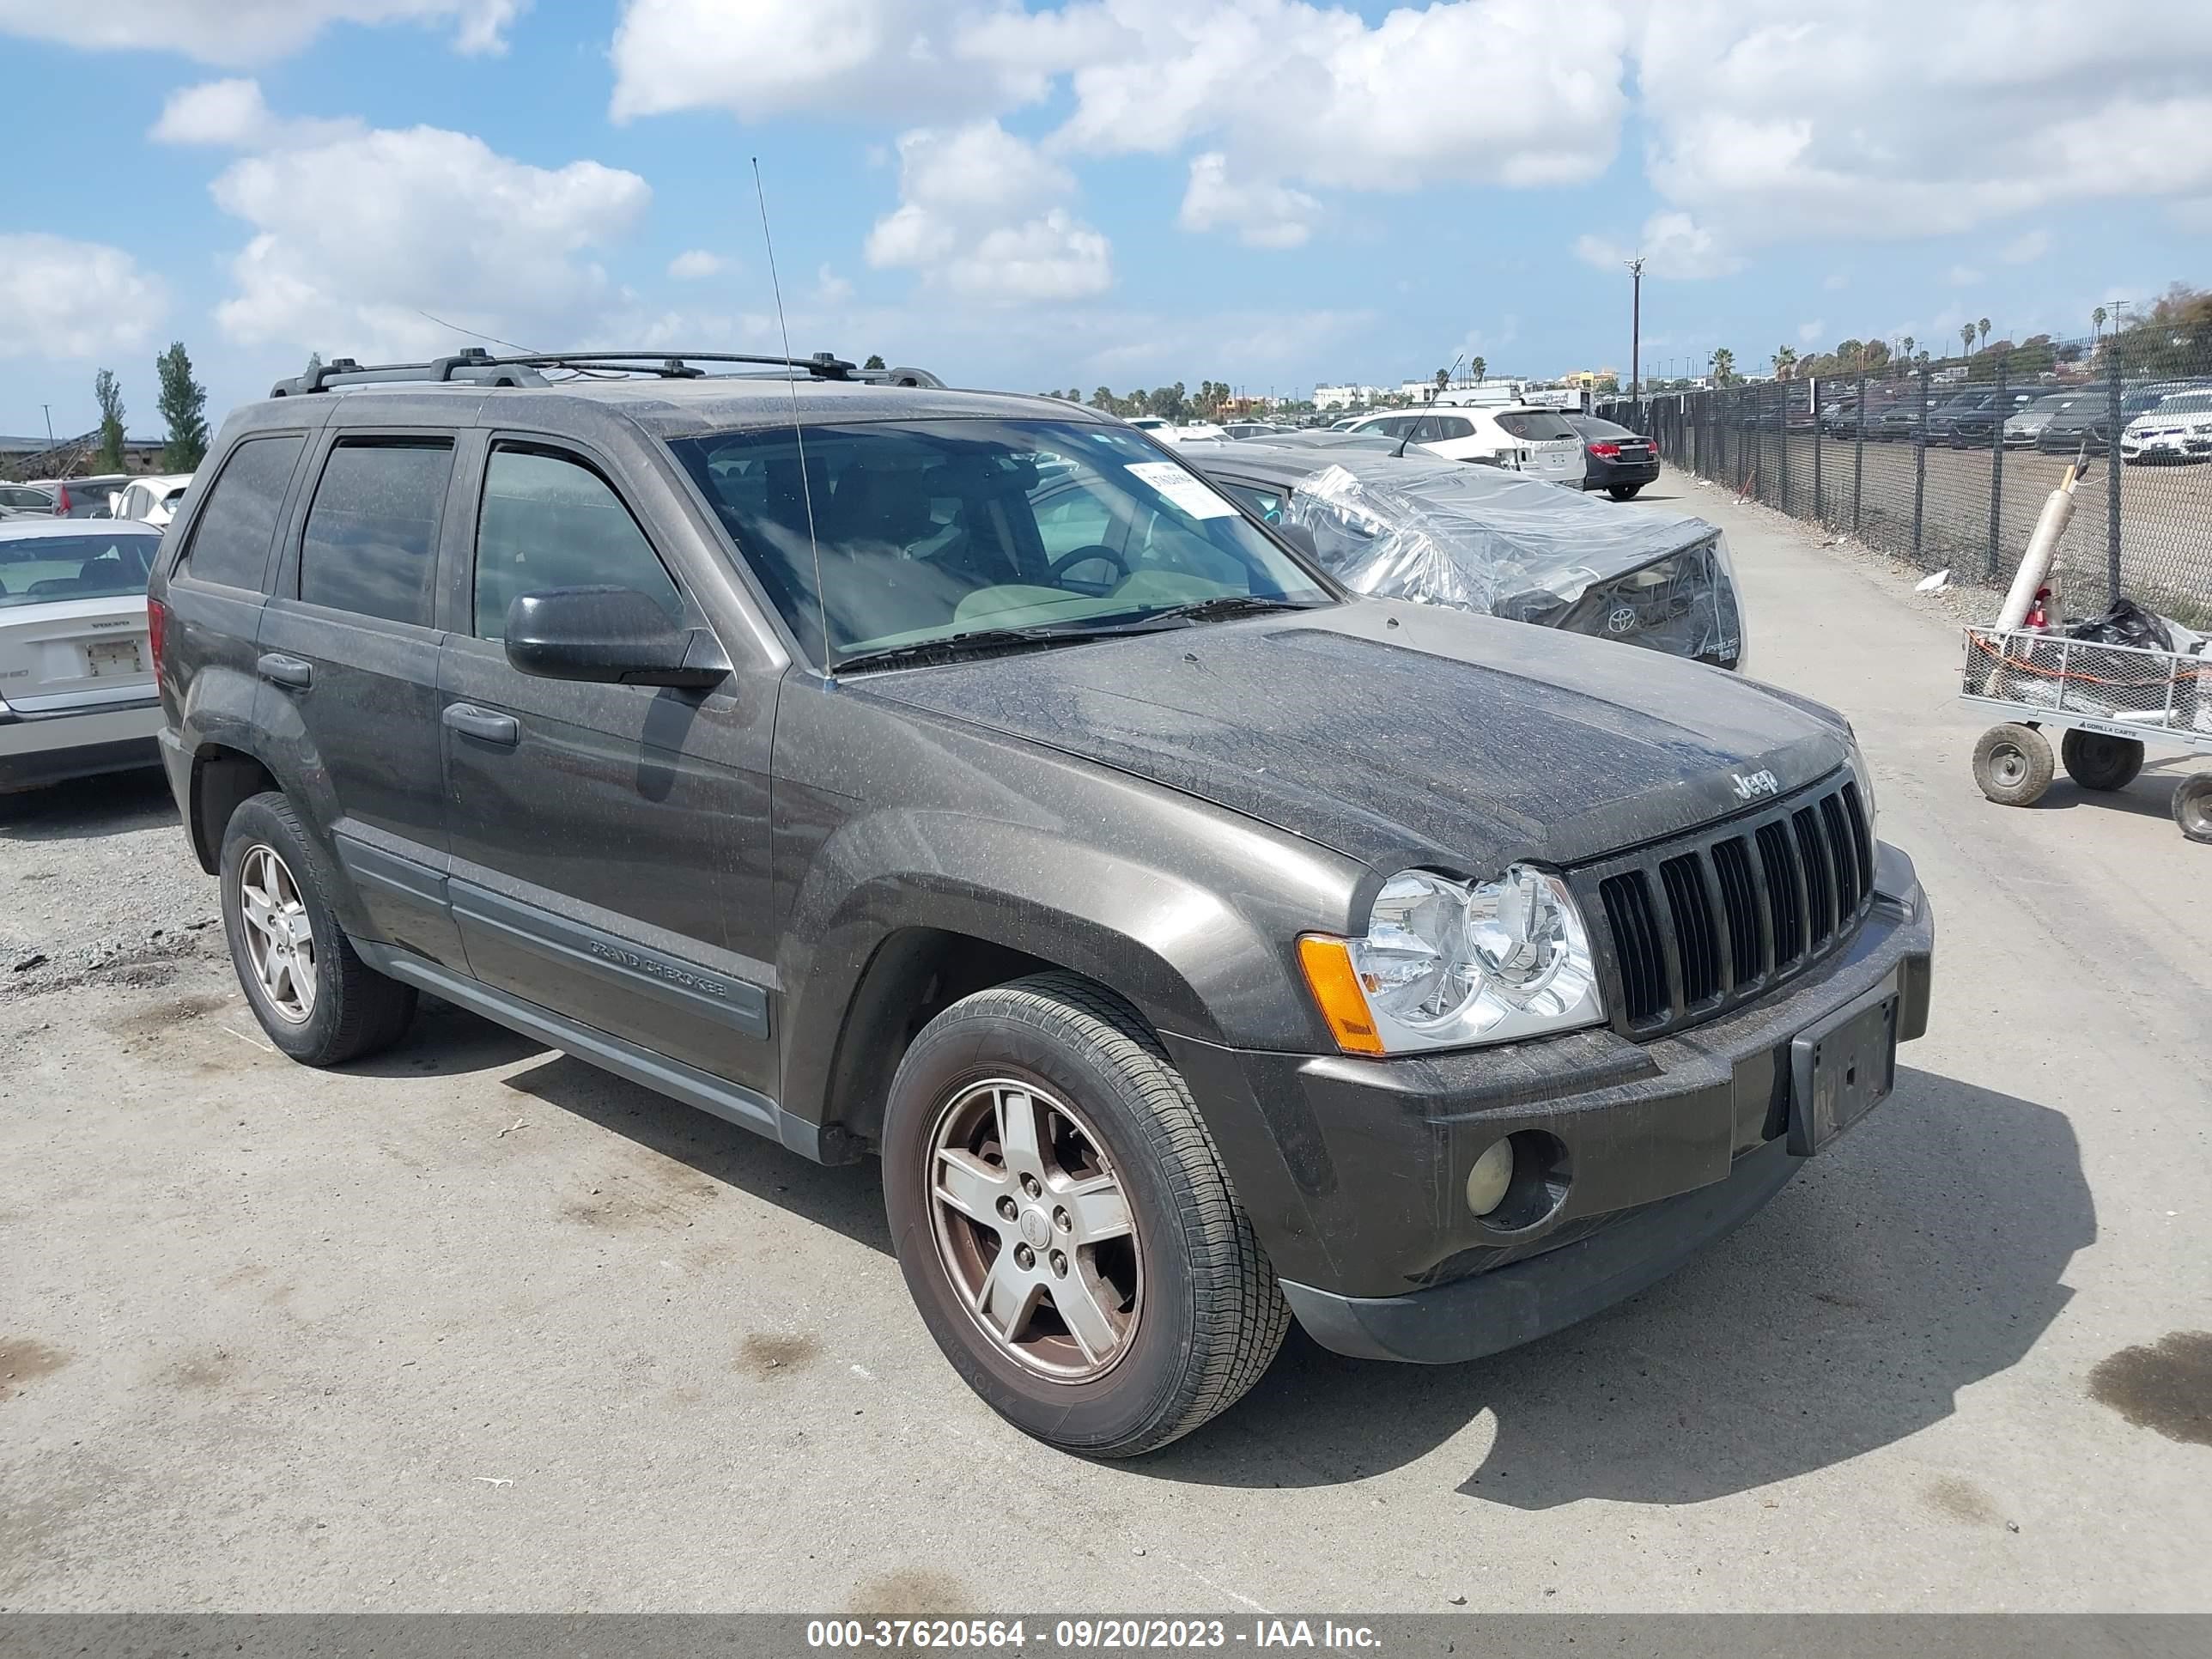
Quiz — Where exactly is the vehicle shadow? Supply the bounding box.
[495,1045,894,1255]
[341,996,550,1081]
[0,768,173,840]
[1139,1065,2093,1503]
[2031,765,2207,825]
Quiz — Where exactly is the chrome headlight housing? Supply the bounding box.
[1312,865,1605,1054]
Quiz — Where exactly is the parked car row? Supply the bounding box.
[0,471,191,521]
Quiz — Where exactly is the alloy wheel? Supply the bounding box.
[237,843,317,1024]
[926,1079,1142,1381]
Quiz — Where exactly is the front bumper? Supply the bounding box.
[1165,843,1934,1364]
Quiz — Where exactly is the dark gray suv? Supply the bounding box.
[148,350,1935,1455]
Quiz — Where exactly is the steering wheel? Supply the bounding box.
[1048,544,1130,585]
[1043,546,1132,597]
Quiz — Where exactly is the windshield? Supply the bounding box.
[2148,392,2212,416]
[0,532,157,607]
[667,419,1331,669]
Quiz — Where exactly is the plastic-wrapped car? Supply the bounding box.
[1186,445,1743,667]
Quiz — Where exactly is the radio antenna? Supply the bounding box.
[751,156,832,676]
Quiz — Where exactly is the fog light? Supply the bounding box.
[1465,1138,1515,1217]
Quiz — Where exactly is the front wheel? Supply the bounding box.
[2175,774,2212,844]
[1972,723,2054,806]
[2060,729,2144,792]
[882,973,1289,1457]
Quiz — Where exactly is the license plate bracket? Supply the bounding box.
[85,640,143,677]
[1787,975,1899,1155]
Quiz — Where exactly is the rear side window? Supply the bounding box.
[1496,411,1579,441]
[299,439,455,628]
[1431,416,1475,440]
[472,447,682,641]
[178,435,306,590]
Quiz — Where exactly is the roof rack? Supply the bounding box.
[270,347,945,398]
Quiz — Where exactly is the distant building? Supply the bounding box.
[1,432,168,481]
[1313,383,1389,411]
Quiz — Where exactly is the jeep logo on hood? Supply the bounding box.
[1731,769,1781,800]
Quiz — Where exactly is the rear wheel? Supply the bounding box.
[1972,723,2054,807]
[882,973,1289,1456]
[2059,729,2144,793]
[220,791,417,1064]
[2174,774,2212,844]
[1607,483,1644,501]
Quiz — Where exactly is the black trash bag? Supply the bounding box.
[2065,599,2173,653]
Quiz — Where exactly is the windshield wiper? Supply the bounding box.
[1129,593,1322,626]
[830,626,1106,676]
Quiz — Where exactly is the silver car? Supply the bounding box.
[0,519,165,792]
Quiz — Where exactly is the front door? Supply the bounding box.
[437,440,779,1099]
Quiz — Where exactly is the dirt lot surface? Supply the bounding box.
[3,487,2208,1612]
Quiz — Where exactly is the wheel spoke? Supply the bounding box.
[935,1147,1012,1224]
[260,951,290,1004]
[975,1249,1043,1342]
[1052,1263,1123,1364]
[1058,1171,1131,1245]
[240,881,279,942]
[994,1088,1043,1175]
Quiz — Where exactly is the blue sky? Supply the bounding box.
[3,0,2208,441]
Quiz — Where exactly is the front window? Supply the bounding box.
[667,419,1330,671]
[0,533,157,607]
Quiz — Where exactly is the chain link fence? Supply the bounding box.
[1597,328,2212,627]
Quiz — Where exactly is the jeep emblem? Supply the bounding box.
[1730,769,1781,800]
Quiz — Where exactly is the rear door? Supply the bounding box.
[1493,410,1588,483]
[257,426,466,967]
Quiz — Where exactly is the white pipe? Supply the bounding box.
[1995,462,2081,629]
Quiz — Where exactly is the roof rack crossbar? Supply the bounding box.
[270,346,871,398]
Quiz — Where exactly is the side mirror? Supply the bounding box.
[503,586,727,690]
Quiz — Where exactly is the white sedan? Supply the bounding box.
[1342,404,1589,486]
[111,472,193,526]
[2120,390,2212,465]
[0,520,165,793]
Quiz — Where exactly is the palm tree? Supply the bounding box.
[1710,347,1735,385]
[1774,346,1798,380]
[1468,356,1486,383]
[1902,335,1915,362]
[2092,305,2106,343]
[1978,317,1990,351]
[1960,321,1976,357]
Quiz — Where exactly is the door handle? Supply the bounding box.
[442,702,520,746]
[257,653,313,690]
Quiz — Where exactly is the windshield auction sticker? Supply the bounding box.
[1127,461,1239,520]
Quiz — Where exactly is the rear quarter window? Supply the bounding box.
[177,435,307,591]
[1495,411,1580,441]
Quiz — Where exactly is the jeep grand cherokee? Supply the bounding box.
[149,349,1935,1456]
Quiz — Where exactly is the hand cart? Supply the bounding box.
[1962,624,2212,842]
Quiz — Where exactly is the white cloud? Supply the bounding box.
[611,2,1629,204]
[1629,2,2212,258]
[816,264,856,303]
[0,234,167,361]
[1824,272,1850,291]
[2000,228,2052,264]
[1574,211,1741,280]
[864,121,1110,301]
[204,113,650,361]
[1179,154,1321,249]
[1797,319,1825,343]
[668,249,727,280]
[149,78,362,147]
[1948,264,1984,286]
[0,0,526,64]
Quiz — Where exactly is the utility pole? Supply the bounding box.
[1626,256,1644,420]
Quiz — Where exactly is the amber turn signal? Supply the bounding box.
[1297,934,1387,1056]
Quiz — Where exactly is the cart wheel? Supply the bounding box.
[2060,730,2145,793]
[1972,723,2054,806]
[2175,774,2212,844]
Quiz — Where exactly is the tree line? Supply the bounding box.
[73,343,210,475]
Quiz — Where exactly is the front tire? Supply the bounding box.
[882,973,1289,1457]
[220,791,417,1065]
[2175,774,2212,844]
[1972,723,2054,806]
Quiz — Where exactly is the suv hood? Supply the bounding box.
[855,601,1849,873]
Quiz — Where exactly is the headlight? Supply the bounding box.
[1846,733,1878,842]
[1298,865,1605,1054]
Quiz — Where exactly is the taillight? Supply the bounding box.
[147,596,168,696]
[1589,441,1621,459]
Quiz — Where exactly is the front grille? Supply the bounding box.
[1581,773,1875,1037]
